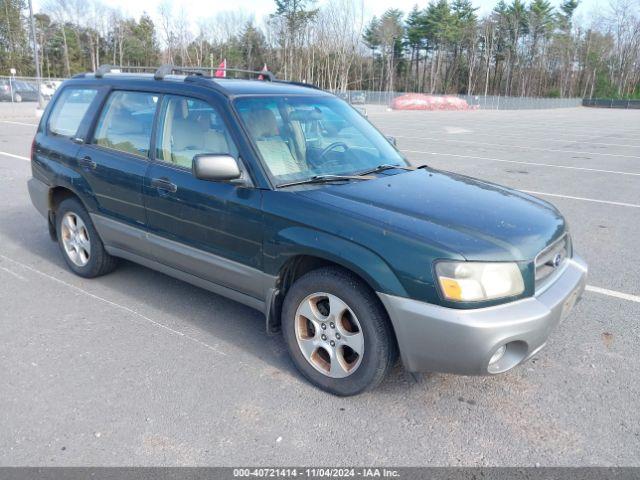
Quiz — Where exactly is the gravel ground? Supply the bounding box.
[0,102,638,466]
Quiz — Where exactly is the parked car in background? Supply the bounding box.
[0,80,13,101]
[350,91,366,104]
[40,82,58,99]
[335,91,366,105]
[0,79,39,102]
[28,66,587,396]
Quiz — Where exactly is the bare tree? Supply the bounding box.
[10,0,638,99]
[43,0,72,76]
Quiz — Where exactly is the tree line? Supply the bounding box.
[0,0,638,98]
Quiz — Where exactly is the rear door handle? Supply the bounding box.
[79,156,96,170]
[151,178,178,193]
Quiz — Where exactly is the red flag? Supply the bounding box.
[258,63,268,80]
[215,59,226,78]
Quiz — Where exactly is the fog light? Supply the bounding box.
[489,345,507,365]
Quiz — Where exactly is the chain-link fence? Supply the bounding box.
[1,75,588,110]
[464,94,582,109]
[334,90,583,110]
[582,98,640,109]
[0,75,65,104]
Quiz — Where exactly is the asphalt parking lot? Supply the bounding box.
[1,101,638,466]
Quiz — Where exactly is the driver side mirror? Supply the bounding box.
[193,154,242,182]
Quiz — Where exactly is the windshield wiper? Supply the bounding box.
[276,174,371,189]
[356,164,414,176]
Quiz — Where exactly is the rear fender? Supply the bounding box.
[47,161,99,213]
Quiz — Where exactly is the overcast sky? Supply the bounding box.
[34,0,604,31]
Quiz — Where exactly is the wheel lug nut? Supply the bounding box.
[335,333,341,339]
[330,340,335,347]
[321,334,327,341]
[321,323,327,330]
[330,322,335,329]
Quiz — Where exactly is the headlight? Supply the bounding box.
[435,261,524,302]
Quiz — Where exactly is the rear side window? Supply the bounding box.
[48,88,97,137]
[93,91,158,158]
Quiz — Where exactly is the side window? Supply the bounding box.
[93,91,158,158]
[48,88,98,137]
[156,95,238,169]
[236,98,306,177]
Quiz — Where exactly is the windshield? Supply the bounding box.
[234,96,406,185]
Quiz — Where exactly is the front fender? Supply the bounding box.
[265,225,408,297]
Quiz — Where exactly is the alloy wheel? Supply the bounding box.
[294,292,364,378]
[60,212,91,267]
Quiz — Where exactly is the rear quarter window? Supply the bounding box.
[48,88,98,137]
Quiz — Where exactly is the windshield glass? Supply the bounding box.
[234,96,406,185]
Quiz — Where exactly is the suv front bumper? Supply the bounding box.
[378,256,587,374]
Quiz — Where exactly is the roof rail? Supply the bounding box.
[218,67,276,82]
[94,64,113,78]
[273,79,321,90]
[153,65,275,82]
[154,64,174,80]
[72,65,120,78]
[92,65,157,78]
[78,64,313,91]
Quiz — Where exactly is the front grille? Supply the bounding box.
[535,234,571,289]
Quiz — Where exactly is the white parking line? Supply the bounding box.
[383,122,638,139]
[370,112,640,134]
[0,151,29,162]
[403,150,640,177]
[0,265,27,281]
[521,190,640,208]
[586,285,640,304]
[479,121,640,135]
[0,253,228,357]
[380,124,640,147]
[0,120,38,127]
[462,121,640,135]
[398,135,640,159]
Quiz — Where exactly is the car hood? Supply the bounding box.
[296,168,566,261]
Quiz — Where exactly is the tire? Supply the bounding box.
[282,267,397,396]
[55,197,117,278]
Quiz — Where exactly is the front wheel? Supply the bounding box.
[282,267,397,396]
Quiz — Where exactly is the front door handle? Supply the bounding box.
[79,156,96,170]
[151,178,178,193]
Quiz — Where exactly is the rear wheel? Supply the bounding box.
[282,267,397,396]
[56,198,117,278]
